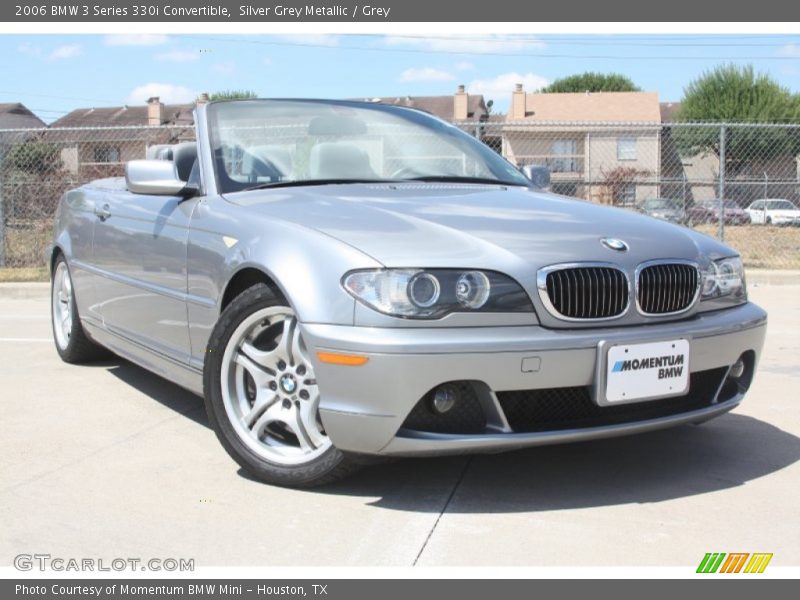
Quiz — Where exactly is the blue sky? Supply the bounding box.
[2,33,800,123]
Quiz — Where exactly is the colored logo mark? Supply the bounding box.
[697,552,773,574]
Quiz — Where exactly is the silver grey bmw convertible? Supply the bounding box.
[51,99,767,486]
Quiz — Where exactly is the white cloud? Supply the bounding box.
[155,50,200,63]
[468,72,549,104]
[455,61,475,71]
[275,34,339,47]
[49,44,82,60]
[384,34,545,55]
[778,43,800,58]
[105,34,169,46]
[16,42,42,57]
[400,67,454,82]
[126,83,197,105]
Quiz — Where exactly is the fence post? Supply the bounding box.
[717,124,726,242]
[0,144,5,268]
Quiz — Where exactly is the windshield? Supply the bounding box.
[765,200,797,210]
[207,99,530,194]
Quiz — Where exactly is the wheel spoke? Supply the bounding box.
[240,340,280,372]
[276,317,295,364]
[290,320,308,366]
[297,390,326,448]
[234,351,274,388]
[250,400,281,438]
[243,391,278,429]
[63,270,72,298]
[284,404,315,452]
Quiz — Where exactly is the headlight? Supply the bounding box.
[700,256,746,302]
[342,269,533,319]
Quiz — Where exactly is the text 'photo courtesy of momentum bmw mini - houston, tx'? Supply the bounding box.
[50,99,767,487]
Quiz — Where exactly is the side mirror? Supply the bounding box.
[125,160,197,197]
[522,164,551,189]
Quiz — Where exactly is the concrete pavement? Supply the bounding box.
[0,284,798,567]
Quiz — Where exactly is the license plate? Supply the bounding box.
[605,339,690,403]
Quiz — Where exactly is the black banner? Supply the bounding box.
[3,0,800,22]
[4,579,799,600]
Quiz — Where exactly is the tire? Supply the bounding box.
[203,283,362,487]
[51,255,109,363]
[766,217,772,225]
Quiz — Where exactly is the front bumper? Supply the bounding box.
[302,302,767,456]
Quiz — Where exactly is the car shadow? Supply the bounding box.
[99,356,799,513]
[240,411,800,513]
[102,358,209,428]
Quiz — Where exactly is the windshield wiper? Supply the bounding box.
[399,175,523,186]
[241,178,393,191]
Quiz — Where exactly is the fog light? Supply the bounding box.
[431,384,458,414]
[729,357,745,379]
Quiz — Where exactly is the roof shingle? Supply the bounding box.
[0,103,47,129]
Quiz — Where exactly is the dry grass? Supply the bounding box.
[0,266,48,282]
[693,224,800,269]
[3,223,51,269]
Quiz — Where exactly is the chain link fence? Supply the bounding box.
[460,120,800,269]
[0,125,195,269]
[1,120,798,271]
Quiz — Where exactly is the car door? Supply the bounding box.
[91,189,198,363]
[749,201,764,224]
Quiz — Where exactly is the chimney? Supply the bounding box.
[454,84,468,120]
[147,96,164,126]
[511,83,526,120]
[196,92,210,105]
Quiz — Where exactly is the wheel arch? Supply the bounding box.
[220,267,288,312]
[49,244,65,278]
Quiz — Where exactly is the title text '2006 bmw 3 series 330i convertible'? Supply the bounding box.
[50,99,767,486]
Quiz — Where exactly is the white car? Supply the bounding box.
[745,199,800,226]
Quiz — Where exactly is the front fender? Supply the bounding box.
[187,196,382,325]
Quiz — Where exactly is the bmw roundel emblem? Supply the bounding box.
[601,237,629,252]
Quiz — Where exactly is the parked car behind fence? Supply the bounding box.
[638,198,686,224]
[745,199,800,226]
[686,200,750,226]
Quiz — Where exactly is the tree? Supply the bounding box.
[5,141,62,175]
[599,166,651,205]
[207,90,259,102]
[673,65,800,169]
[541,72,640,93]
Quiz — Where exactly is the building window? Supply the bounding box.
[552,182,578,197]
[617,137,637,161]
[94,146,120,163]
[551,139,578,173]
[618,183,636,205]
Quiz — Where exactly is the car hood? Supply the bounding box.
[226,183,733,269]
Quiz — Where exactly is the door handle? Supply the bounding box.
[95,204,111,221]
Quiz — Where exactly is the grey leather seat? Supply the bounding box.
[309,142,377,180]
[171,142,198,182]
